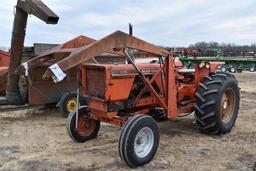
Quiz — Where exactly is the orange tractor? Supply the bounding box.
[21,31,240,167]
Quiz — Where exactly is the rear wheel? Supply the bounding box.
[66,106,100,143]
[194,72,240,134]
[119,115,159,168]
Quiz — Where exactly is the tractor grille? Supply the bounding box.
[86,67,105,99]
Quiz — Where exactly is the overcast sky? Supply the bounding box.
[1,0,256,47]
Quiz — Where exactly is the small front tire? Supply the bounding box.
[119,115,159,168]
[66,106,100,143]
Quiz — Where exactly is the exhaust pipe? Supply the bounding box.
[129,23,133,36]
[6,0,59,105]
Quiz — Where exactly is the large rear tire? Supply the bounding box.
[194,72,240,134]
[66,106,100,143]
[119,115,159,168]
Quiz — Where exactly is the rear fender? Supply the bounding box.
[209,62,225,73]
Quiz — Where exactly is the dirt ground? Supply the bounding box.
[0,72,255,171]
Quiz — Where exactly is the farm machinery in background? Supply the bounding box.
[0,0,59,109]
[175,48,256,73]
[180,56,256,73]
[1,0,122,115]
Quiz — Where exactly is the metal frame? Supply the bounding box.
[39,31,169,80]
[21,30,221,126]
[6,0,59,105]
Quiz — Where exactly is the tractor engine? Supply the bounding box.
[82,63,164,117]
[81,61,198,121]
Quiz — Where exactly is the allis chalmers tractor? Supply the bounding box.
[25,31,240,167]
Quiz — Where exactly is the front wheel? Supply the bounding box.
[66,106,100,143]
[194,72,240,134]
[119,115,159,168]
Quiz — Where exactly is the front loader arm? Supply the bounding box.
[42,31,169,80]
[16,35,97,75]
[16,34,125,75]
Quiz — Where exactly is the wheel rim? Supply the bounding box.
[221,67,226,72]
[250,67,254,72]
[66,97,77,113]
[134,127,154,158]
[231,68,236,72]
[76,116,96,137]
[220,88,235,123]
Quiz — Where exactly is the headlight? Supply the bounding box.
[206,63,210,69]
[199,62,205,68]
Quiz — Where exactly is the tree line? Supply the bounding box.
[189,41,256,57]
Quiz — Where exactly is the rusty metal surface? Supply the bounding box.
[12,33,127,105]
[41,31,169,80]
[86,65,106,99]
[0,50,10,67]
[15,35,96,105]
[124,49,168,110]
[0,67,8,94]
[16,35,125,75]
[15,34,123,105]
[28,79,77,105]
[16,35,97,74]
[23,28,225,129]
[17,0,59,24]
[85,63,163,102]
[6,0,59,105]
[7,18,222,126]
[6,5,28,104]
[28,65,77,105]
